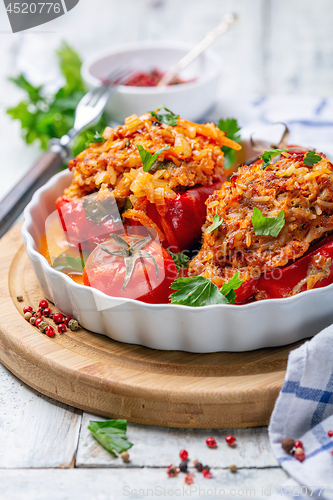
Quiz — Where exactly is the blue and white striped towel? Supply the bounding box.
[269,326,333,499]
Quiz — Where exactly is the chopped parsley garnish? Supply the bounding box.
[137,144,170,172]
[251,207,285,237]
[259,149,289,170]
[168,250,190,271]
[304,151,321,167]
[206,214,223,233]
[88,419,133,457]
[52,254,84,273]
[150,106,179,126]
[86,131,106,145]
[217,118,241,169]
[169,273,243,307]
[221,273,244,304]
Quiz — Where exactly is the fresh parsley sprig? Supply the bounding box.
[304,151,321,167]
[168,250,190,271]
[137,144,170,172]
[7,43,107,157]
[150,106,179,126]
[259,149,289,170]
[206,214,223,233]
[217,118,241,169]
[169,273,243,307]
[88,419,133,457]
[251,207,285,237]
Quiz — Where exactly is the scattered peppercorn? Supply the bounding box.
[24,312,32,321]
[281,438,295,453]
[202,466,212,479]
[167,465,179,477]
[53,313,63,324]
[294,447,306,462]
[57,323,66,334]
[35,312,42,319]
[225,435,236,446]
[30,317,36,325]
[45,326,55,337]
[68,319,80,331]
[229,464,237,473]
[38,321,49,333]
[194,461,203,472]
[64,316,71,327]
[16,295,23,302]
[179,449,188,461]
[35,318,43,328]
[43,308,51,317]
[39,300,48,309]
[23,306,32,314]
[328,430,333,438]
[179,460,188,473]
[294,440,303,449]
[185,473,194,485]
[120,451,130,463]
[206,437,217,448]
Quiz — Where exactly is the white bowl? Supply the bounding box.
[22,169,333,352]
[81,41,221,123]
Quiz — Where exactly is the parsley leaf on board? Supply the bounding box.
[259,149,289,170]
[150,106,179,126]
[169,273,243,307]
[251,207,285,237]
[206,214,223,233]
[217,118,241,169]
[167,250,190,271]
[86,131,107,146]
[7,43,107,156]
[304,151,322,167]
[137,144,170,172]
[88,420,133,457]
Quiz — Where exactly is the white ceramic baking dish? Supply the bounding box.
[22,169,333,352]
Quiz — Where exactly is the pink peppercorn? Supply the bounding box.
[39,300,48,309]
[43,308,52,317]
[23,306,32,314]
[53,313,63,324]
[64,316,71,326]
[225,435,236,446]
[35,318,43,328]
[206,437,217,448]
[45,326,55,337]
[294,447,306,462]
[179,450,188,461]
[328,430,333,438]
[294,440,303,449]
[57,323,66,334]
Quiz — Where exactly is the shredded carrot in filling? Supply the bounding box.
[189,152,333,286]
[64,113,241,218]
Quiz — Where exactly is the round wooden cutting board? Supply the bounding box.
[0,224,304,429]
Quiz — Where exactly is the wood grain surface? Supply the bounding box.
[0,224,304,429]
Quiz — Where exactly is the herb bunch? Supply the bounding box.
[7,43,107,157]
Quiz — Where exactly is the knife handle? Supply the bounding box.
[0,150,65,238]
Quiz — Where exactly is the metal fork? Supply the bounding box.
[0,67,131,237]
[52,66,131,159]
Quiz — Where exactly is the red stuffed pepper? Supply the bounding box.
[189,149,333,303]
